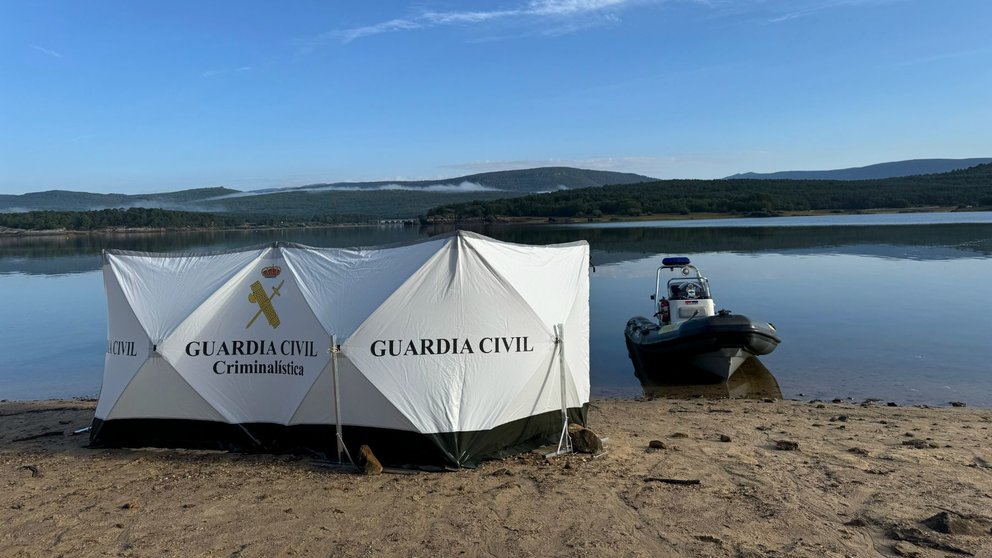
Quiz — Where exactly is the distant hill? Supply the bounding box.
[430,163,992,220]
[283,167,654,194]
[726,158,992,181]
[0,168,654,218]
[0,187,238,213]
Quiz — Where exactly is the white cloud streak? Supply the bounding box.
[30,44,63,58]
[203,181,502,201]
[303,181,501,193]
[201,66,253,78]
[318,0,640,45]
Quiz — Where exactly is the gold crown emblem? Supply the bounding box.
[261,266,282,278]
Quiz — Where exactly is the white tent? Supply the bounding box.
[92,231,590,467]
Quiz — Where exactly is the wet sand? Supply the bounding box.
[2,398,991,557]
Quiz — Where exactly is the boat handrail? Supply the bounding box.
[654,264,706,301]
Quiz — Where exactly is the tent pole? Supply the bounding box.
[330,335,353,465]
[555,324,572,455]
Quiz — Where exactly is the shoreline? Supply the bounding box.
[3,397,991,556]
[2,205,983,238]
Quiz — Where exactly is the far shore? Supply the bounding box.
[1,205,984,238]
[3,397,991,557]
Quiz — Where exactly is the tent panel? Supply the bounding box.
[289,357,420,431]
[342,236,558,435]
[96,267,153,419]
[159,253,330,425]
[282,238,447,339]
[564,265,592,405]
[463,233,589,327]
[108,248,268,343]
[104,356,227,422]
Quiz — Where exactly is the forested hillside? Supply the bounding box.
[0,208,242,231]
[0,187,237,212]
[429,164,992,219]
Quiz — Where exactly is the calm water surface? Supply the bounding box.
[2,213,991,405]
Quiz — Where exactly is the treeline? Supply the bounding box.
[427,164,992,219]
[0,207,244,231]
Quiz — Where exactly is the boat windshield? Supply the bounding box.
[667,279,710,300]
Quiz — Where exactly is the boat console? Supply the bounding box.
[653,258,716,325]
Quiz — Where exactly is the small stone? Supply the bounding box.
[567,424,603,454]
[832,398,843,403]
[891,542,922,557]
[774,440,799,451]
[755,425,770,431]
[358,444,383,475]
[830,415,848,422]
[887,402,898,407]
[815,404,826,409]
[719,434,732,443]
[762,398,776,403]
[670,432,688,438]
[648,440,667,449]
[950,401,967,407]
[120,502,138,510]
[848,447,869,456]
[901,439,930,449]
[922,511,990,536]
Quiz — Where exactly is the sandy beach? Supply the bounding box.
[2,397,991,557]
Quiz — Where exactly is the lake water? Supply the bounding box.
[3,212,992,406]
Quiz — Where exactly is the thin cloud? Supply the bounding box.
[764,0,910,24]
[316,0,641,45]
[896,47,992,67]
[30,44,63,58]
[201,66,253,78]
[202,181,502,200]
[303,181,502,193]
[695,0,909,25]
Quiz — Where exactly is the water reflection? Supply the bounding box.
[638,358,783,400]
[454,223,992,265]
[5,221,992,276]
[0,225,430,276]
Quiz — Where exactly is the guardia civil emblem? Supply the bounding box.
[247,266,284,329]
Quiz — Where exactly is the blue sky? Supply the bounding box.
[2,0,990,194]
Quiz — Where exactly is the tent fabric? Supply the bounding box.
[91,231,589,467]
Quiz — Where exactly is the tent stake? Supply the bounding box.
[330,335,354,466]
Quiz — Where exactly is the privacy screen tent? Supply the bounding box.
[91,231,589,467]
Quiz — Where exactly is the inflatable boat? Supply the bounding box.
[625,257,780,382]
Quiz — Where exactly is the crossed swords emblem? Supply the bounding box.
[247,280,285,329]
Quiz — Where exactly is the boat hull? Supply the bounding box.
[625,313,780,383]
